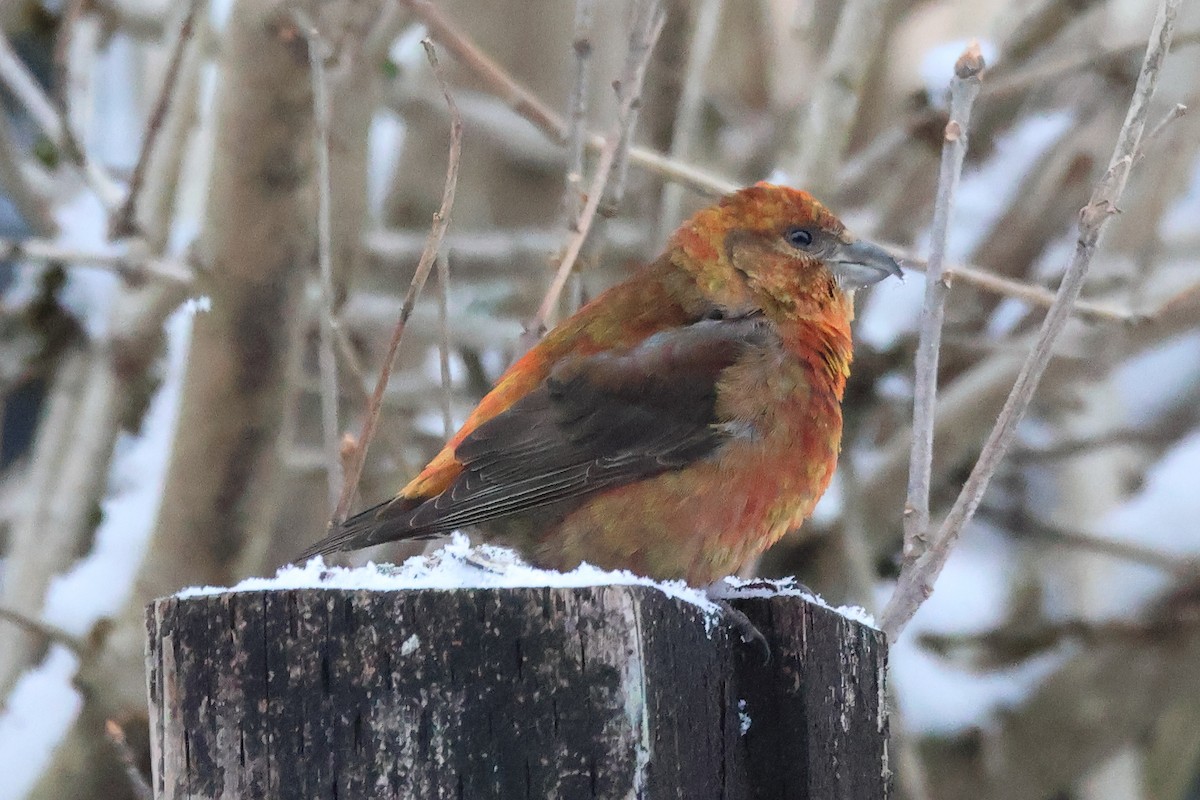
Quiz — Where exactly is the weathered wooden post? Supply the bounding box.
[146,558,887,799]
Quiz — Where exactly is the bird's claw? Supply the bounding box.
[713,599,771,664]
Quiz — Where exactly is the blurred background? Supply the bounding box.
[0,0,1197,798]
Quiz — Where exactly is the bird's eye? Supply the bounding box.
[784,227,814,248]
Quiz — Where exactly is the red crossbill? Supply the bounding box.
[299,183,900,585]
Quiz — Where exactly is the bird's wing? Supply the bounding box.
[299,317,767,558]
[409,316,769,531]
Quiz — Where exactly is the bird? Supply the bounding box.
[299,182,901,586]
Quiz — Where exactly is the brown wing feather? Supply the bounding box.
[296,317,768,560]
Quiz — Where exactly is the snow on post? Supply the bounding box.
[145,539,888,798]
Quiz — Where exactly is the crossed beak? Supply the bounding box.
[828,236,904,290]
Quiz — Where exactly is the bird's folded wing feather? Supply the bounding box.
[348,317,769,546]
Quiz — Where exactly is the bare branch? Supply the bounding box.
[400,0,561,137]
[329,326,414,475]
[0,606,85,655]
[782,0,890,194]
[981,28,1200,101]
[590,127,735,198]
[111,0,203,238]
[0,27,122,212]
[103,720,153,800]
[903,43,986,565]
[0,108,56,235]
[562,0,596,225]
[1137,102,1188,159]
[656,0,723,242]
[978,505,1198,577]
[527,4,666,340]
[404,0,735,198]
[295,10,343,513]
[0,238,194,284]
[332,39,462,524]
[881,0,1183,639]
[435,252,453,439]
[899,254,1139,324]
[603,0,663,210]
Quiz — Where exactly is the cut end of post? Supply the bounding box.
[147,585,888,798]
[955,41,986,79]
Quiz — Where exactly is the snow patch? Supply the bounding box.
[182,295,212,315]
[368,111,406,224]
[42,306,194,634]
[886,523,1065,733]
[712,576,877,629]
[1088,429,1200,617]
[179,538,881,630]
[738,699,752,735]
[180,534,723,624]
[0,648,84,800]
[857,112,1073,349]
[947,112,1073,259]
[1115,332,1200,427]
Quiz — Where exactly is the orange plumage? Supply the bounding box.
[299,183,900,585]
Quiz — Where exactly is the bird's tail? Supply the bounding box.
[294,498,438,564]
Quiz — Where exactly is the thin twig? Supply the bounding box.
[590,127,735,197]
[295,11,343,513]
[1011,423,1186,463]
[330,326,413,475]
[52,0,88,110]
[400,0,562,135]
[1125,103,1190,315]
[562,0,596,225]
[404,0,735,198]
[363,223,1137,324]
[603,0,663,210]
[899,254,1139,324]
[0,238,195,284]
[527,4,666,340]
[1136,102,1188,160]
[364,223,646,275]
[103,719,154,800]
[981,28,1200,101]
[903,44,985,565]
[0,112,56,235]
[656,0,722,243]
[782,0,890,194]
[880,0,1182,639]
[332,39,462,525]
[0,607,85,655]
[111,0,202,237]
[977,505,1196,576]
[435,252,453,439]
[0,28,122,212]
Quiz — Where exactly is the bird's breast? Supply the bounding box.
[714,333,838,442]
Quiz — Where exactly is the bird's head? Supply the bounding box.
[669,182,902,322]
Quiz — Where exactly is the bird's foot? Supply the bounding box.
[711,598,770,664]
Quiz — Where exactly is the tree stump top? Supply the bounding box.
[148,537,887,799]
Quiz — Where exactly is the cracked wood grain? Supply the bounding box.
[147,588,887,799]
